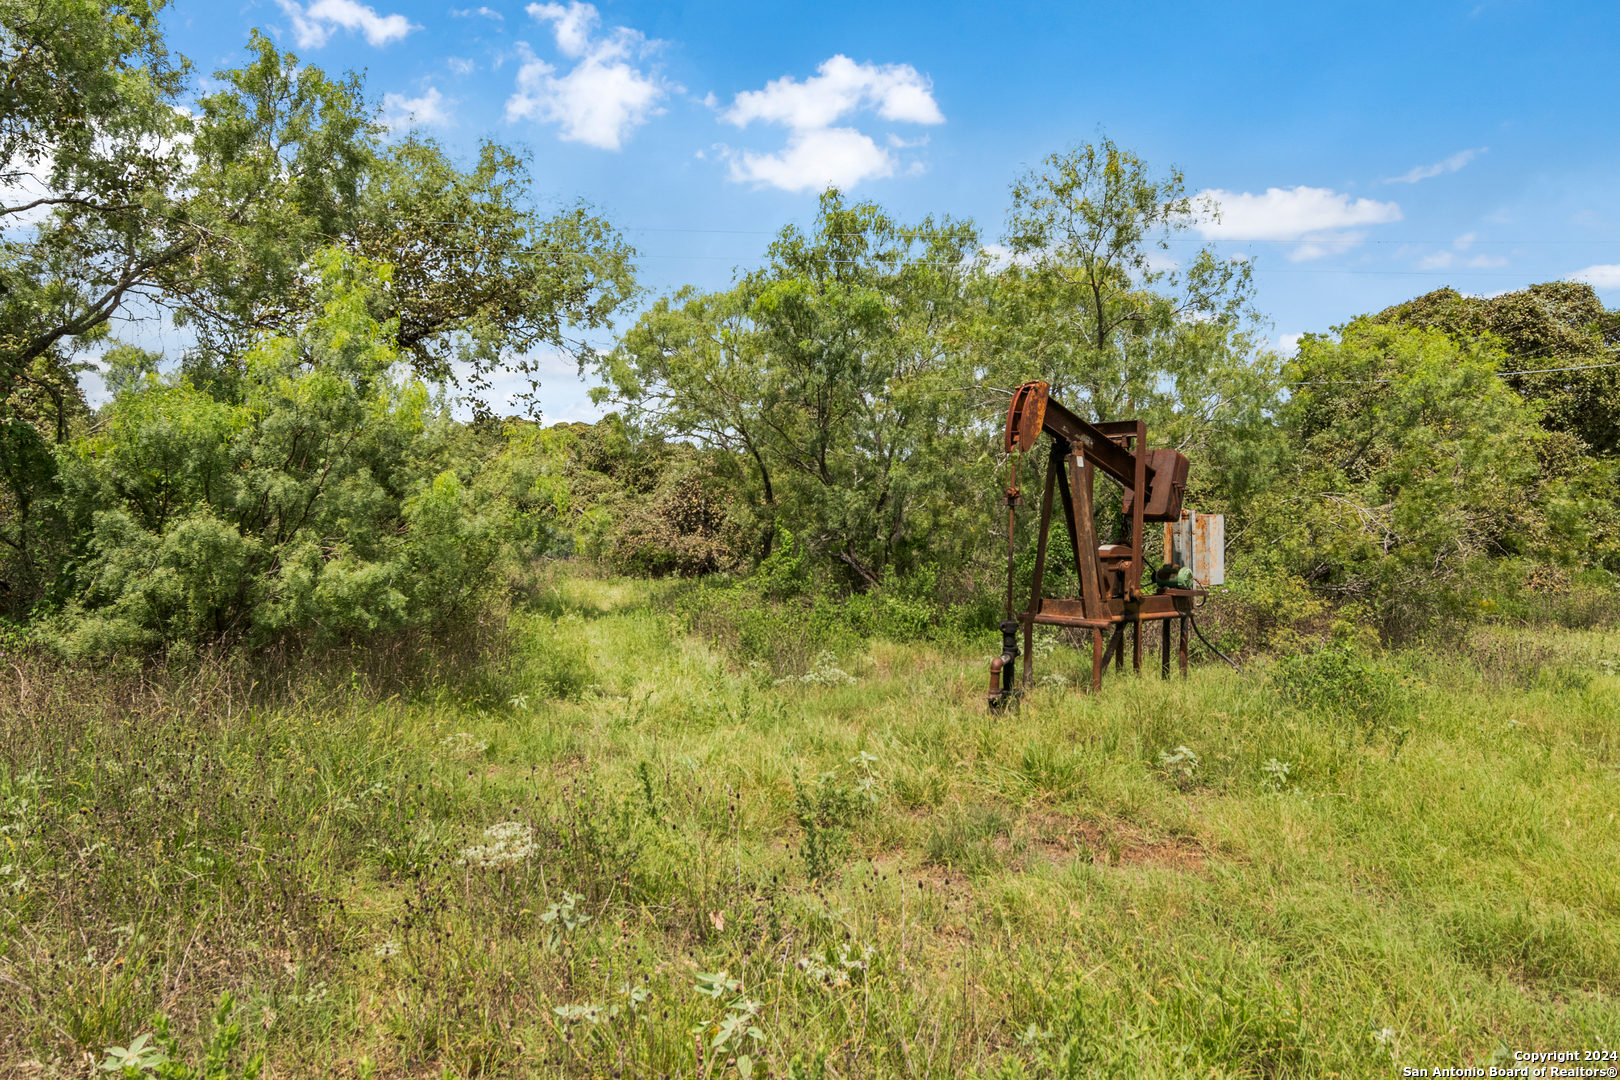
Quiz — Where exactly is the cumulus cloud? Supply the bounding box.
[382,87,452,133]
[1388,147,1486,184]
[719,55,943,192]
[1195,186,1402,261]
[449,5,503,18]
[504,2,667,150]
[276,0,416,48]
[722,56,943,130]
[725,128,897,193]
[1568,264,1620,291]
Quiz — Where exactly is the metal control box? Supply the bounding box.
[1164,512,1225,587]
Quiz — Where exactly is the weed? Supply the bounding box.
[1156,745,1200,789]
[791,771,857,883]
[100,992,263,1079]
[1259,758,1293,793]
[781,651,857,687]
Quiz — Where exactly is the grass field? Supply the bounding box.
[2,570,1617,1078]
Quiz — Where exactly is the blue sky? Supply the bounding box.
[161,0,1620,420]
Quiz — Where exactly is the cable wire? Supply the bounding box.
[1190,615,1244,677]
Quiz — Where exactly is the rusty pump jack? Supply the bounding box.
[988,381,1204,708]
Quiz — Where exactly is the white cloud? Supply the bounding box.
[1568,264,1620,291]
[531,0,595,55]
[276,0,417,48]
[1387,147,1486,184]
[382,87,453,133]
[447,57,476,75]
[1195,186,1403,261]
[719,55,943,192]
[449,5,503,18]
[725,127,895,193]
[722,55,943,131]
[504,2,668,150]
[1277,333,1304,356]
[1,151,57,228]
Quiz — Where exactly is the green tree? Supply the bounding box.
[0,0,189,374]
[594,285,777,523]
[1243,318,1592,636]
[987,137,1267,447]
[1,3,637,617]
[599,190,985,586]
[49,252,500,657]
[1373,282,1620,457]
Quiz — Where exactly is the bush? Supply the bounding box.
[44,253,502,658]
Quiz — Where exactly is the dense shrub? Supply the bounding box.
[44,254,502,658]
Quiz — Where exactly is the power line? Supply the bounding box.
[1294,351,1620,385]
[1156,238,1617,246]
[1498,359,1620,375]
[411,219,1618,247]
[419,244,1619,281]
[1252,268,1592,277]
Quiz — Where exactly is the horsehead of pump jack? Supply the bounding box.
[987,381,1226,709]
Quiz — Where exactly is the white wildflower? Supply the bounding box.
[783,652,856,687]
[458,821,537,868]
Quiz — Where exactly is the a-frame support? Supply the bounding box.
[998,381,1200,698]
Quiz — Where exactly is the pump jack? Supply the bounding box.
[987,381,1206,708]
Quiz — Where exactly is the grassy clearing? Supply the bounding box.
[2,570,1618,1078]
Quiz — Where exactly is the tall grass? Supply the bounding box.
[1,568,1616,1076]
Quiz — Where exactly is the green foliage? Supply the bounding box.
[1,0,188,373]
[1239,318,1588,638]
[1374,282,1620,455]
[599,188,989,589]
[345,137,639,418]
[1273,646,1415,738]
[756,524,810,599]
[1,4,637,622]
[47,252,499,656]
[791,769,858,883]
